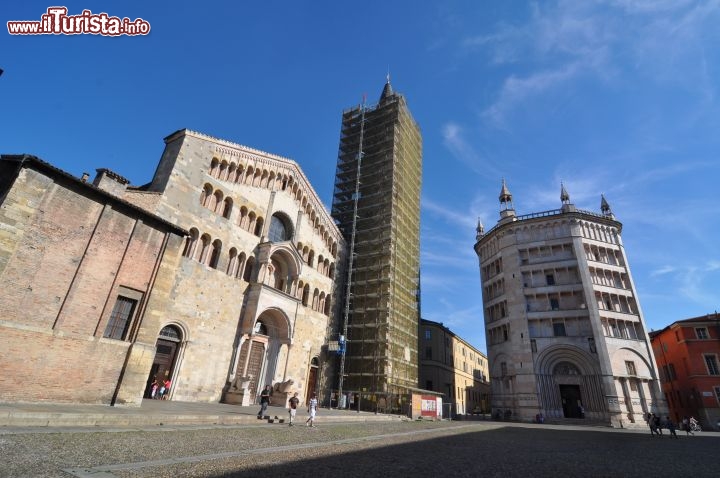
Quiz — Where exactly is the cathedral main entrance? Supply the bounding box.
[559,384,583,418]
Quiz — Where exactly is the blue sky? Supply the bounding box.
[3,1,720,354]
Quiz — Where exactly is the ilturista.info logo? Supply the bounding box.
[7,7,150,36]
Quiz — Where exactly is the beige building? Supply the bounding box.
[122,129,345,406]
[474,182,666,427]
[0,129,345,408]
[419,319,490,416]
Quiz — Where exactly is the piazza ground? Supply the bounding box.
[2,420,719,477]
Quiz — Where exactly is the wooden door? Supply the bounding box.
[145,339,177,397]
[244,340,265,403]
[305,366,318,404]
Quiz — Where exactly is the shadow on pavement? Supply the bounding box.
[206,426,720,478]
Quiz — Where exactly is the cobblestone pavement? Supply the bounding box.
[1,421,719,478]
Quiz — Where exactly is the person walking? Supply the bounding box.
[162,378,171,400]
[257,385,271,419]
[653,414,663,436]
[682,416,693,436]
[157,378,166,400]
[306,392,318,427]
[665,417,679,439]
[150,377,159,399]
[288,392,300,426]
[648,413,659,436]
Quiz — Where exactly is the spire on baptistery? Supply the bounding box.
[498,178,517,223]
[476,218,485,240]
[560,182,570,205]
[601,194,614,218]
[499,178,513,211]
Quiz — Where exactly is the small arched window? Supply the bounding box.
[222,197,233,219]
[212,190,224,214]
[238,206,249,229]
[227,248,238,276]
[183,228,199,258]
[236,252,247,279]
[248,212,257,233]
[200,184,213,206]
[302,284,310,306]
[243,256,255,282]
[312,288,320,310]
[209,159,219,178]
[209,239,222,269]
[254,217,264,237]
[219,161,228,180]
[198,234,211,263]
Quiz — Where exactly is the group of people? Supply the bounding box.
[289,391,318,427]
[256,384,318,427]
[646,412,699,438]
[150,377,172,400]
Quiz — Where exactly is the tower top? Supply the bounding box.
[380,76,394,102]
[560,182,570,204]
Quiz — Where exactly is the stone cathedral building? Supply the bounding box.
[0,129,344,407]
[474,181,666,427]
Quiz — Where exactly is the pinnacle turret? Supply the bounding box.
[561,182,570,205]
[499,178,513,210]
[476,218,485,240]
[601,194,614,218]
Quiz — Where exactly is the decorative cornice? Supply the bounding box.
[165,128,343,245]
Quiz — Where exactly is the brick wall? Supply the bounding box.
[0,163,181,404]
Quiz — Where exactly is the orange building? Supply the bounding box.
[649,313,720,430]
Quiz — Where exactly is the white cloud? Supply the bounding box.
[482,63,586,126]
[650,265,676,277]
[471,0,720,127]
[441,122,505,179]
[422,195,484,231]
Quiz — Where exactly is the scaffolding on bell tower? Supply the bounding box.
[331,81,423,399]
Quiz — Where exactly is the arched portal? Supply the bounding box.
[145,324,183,399]
[534,345,607,421]
[231,308,291,405]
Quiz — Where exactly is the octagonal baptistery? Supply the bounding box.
[473,181,666,428]
[121,129,345,407]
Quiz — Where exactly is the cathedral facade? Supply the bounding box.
[474,182,666,427]
[0,129,344,407]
